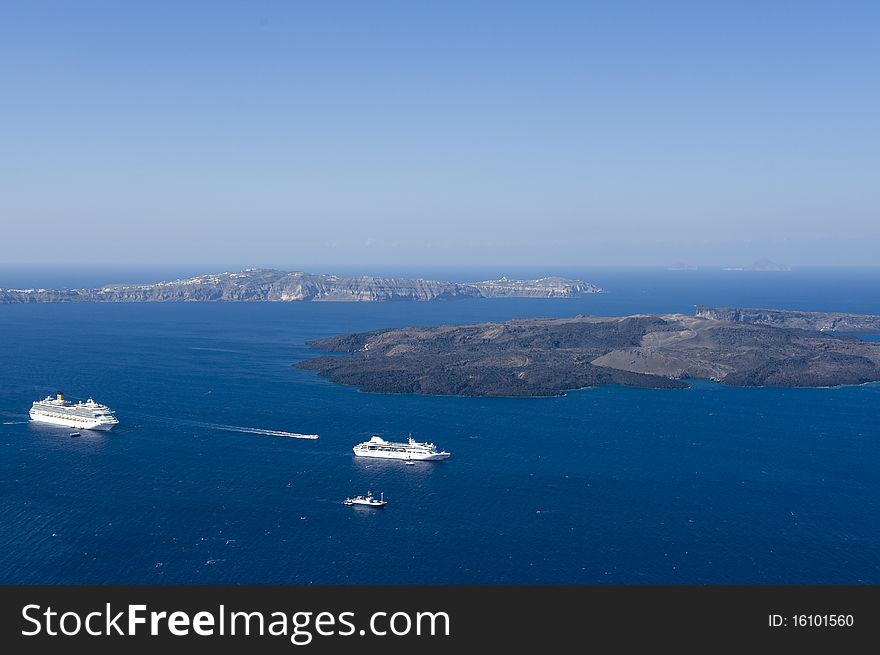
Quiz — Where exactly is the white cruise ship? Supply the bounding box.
[353,435,450,461]
[29,392,119,431]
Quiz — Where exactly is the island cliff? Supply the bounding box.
[0,269,601,303]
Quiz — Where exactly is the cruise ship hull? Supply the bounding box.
[353,449,449,461]
[29,411,117,431]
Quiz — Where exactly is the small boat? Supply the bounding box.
[404,457,415,466]
[68,432,81,438]
[343,491,387,508]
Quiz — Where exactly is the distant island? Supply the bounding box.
[0,269,601,303]
[297,310,880,396]
[723,258,791,272]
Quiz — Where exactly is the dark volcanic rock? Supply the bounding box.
[296,313,880,396]
[696,306,880,333]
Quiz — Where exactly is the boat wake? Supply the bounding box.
[202,423,319,440]
[117,410,319,440]
[2,420,28,425]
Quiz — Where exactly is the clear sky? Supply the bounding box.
[1,1,877,270]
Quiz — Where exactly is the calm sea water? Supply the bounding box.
[1,269,878,583]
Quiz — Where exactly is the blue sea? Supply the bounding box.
[1,268,878,584]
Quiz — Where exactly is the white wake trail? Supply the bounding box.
[204,423,320,440]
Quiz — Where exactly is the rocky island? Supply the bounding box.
[297,312,880,396]
[0,269,600,303]
[697,306,880,333]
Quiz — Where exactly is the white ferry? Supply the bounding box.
[29,392,119,431]
[353,435,450,461]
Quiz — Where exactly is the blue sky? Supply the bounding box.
[1,1,877,269]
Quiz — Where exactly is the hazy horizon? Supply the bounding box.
[2,3,877,268]
[4,263,880,292]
